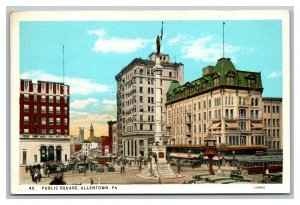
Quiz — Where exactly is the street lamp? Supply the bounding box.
[232,150,235,167]
[218,151,221,170]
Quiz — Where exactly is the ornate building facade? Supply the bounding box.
[165,58,277,153]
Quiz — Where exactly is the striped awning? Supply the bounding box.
[209,122,221,129]
[251,123,264,129]
[169,153,200,158]
[226,122,239,129]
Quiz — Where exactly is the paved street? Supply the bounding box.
[20,164,243,185]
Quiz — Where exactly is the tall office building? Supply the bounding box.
[115,53,184,159]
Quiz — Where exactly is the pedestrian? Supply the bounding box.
[265,168,269,175]
[25,166,28,173]
[90,177,94,185]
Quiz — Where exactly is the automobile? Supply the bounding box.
[46,161,65,173]
[105,162,115,172]
[95,164,105,172]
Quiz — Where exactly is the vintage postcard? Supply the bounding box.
[10,10,290,194]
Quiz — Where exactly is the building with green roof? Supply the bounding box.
[165,57,270,153]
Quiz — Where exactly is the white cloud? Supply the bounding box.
[181,36,240,62]
[267,71,282,78]
[20,70,110,95]
[87,29,151,54]
[102,99,116,105]
[167,35,187,45]
[71,98,99,109]
[168,34,241,62]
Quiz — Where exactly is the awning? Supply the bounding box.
[169,152,200,158]
[203,156,224,160]
[209,122,221,129]
[251,123,264,129]
[225,122,239,129]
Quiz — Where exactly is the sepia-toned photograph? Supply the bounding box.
[9,10,290,194]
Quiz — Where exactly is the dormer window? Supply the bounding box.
[247,79,256,87]
[226,76,235,85]
[213,77,220,86]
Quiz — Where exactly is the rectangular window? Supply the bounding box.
[56,106,61,114]
[56,118,61,125]
[24,104,29,113]
[24,116,29,125]
[49,96,53,103]
[49,129,53,134]
[34,105,37,114]
[49,106,53,114]
[41,129,46,134]
[34,95,37,102]
[41,95,46,102]
[24,94,29,102]
[140,124,143,130]
[56,129,61,135]
[41,106,46,114]
[49,118,53,125]
[64,96,68,103]
[56,96,60,103]
[41,117,46,125]
[64,118,68,125]
[24,129,29,134]
[64,107,68,115]
[139,87,143,93]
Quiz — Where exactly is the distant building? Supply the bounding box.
[108,121,118,155]
[262,97,282,150]
[19,79,71,165]
[115,53,184,160]
[101,136,112,156]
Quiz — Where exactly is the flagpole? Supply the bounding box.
[223,22,225,58]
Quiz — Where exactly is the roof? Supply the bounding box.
[214,58,237,74]
[166,57,263,104]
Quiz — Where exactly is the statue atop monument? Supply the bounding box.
[156,21,164,55]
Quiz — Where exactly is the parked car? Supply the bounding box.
[46,161,66,173]
[105,162,115,172]
[95,164,105,172]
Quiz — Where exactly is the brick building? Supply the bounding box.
[19,79,71,165]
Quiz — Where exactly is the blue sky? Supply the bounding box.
[20,20,282,136]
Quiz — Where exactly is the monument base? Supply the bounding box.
[137,145,182,179]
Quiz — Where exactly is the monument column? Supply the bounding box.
[152,56,167,162]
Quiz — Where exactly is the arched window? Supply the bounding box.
[251,98,254,106]
[56,146,62,162]
[40,146,47,162]
[48,146,54,161]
